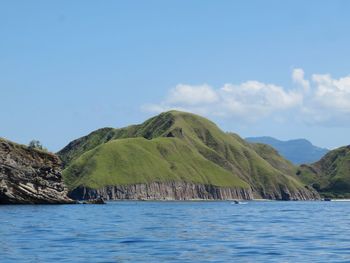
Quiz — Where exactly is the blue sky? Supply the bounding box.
[1,0,350,151]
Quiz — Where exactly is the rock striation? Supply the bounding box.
[69,182,254,201]
[69,182,319,201]
[258,185,320,201]
[0,138,74,204]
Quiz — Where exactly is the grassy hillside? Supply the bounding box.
[58,112,178,165]
[250,143,297,176]
[59,111,315,199]
[64,137,249,190]
[58,128,116,165]
[298,145,350,198]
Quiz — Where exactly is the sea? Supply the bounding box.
[1,201,349,262]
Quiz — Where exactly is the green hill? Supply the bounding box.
[59,111,318,200]
[297,145,350,198]
[64,137,248,190]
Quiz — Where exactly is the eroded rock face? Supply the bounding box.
[69,182,319,201]
[259,185,320,201]
[0,139,74,204]
[69,182,254,201]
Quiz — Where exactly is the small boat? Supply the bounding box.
[324,198,332,201]
[232,200,240,204]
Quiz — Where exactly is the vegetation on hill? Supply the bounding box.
[59,111,317,199]
[64,137,249,190]
[250,143,297,176]
[297,145,350,198]
[28,140,48,152]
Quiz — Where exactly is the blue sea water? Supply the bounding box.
[1,201,350,262]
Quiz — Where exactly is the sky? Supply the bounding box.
[1,0,350,151]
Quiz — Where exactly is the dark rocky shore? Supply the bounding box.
[0,138,74,204]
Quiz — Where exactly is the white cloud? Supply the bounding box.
[311,73,350,112]
[220,81,302,117]
[166,84,219,105]
[292,68,310,92]
[298,72,350,124]
[143,69,350,125]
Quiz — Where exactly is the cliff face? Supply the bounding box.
[68,182,254,201]
[0,138,74,204]
[68,182,319,201]
[258,185,320,201]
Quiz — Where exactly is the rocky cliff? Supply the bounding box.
[258,185,320,201]
[69,182,254,201]
[68,182,319,201]
[0,138,74,204]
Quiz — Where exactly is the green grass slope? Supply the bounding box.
[58,128,116,165]
[58,112,178,165]
[64,137,249,190]
[298,145,350,198]
[59,111,315,199]
[250,143,297,176]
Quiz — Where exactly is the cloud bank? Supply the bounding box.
[143,69,350,125]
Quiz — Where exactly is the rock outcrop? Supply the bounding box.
[259,185,320,201]
[0,138,74,204]
[69,182,254,201]
[69,182,319,201]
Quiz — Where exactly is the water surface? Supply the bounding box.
[1,201,349,262]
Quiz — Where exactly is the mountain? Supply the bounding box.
[297,145,350,198]
[245,136,329,165]
[0,138,74,204]
[58,111,319,201]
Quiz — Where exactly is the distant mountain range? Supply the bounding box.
[245,136,329,165]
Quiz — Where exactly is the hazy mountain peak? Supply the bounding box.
[245,136,329,165]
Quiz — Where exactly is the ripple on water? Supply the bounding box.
[1,201,350,262]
